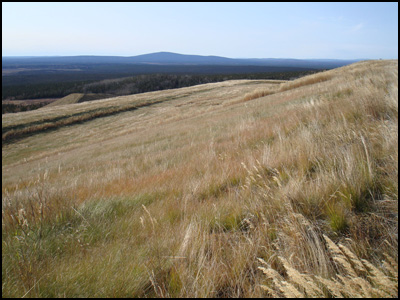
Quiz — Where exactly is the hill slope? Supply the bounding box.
[2,60,398,298]
[43,93,115,108]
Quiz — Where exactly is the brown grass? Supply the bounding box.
[2,60,397,297]
[258,233,398,298]
[44,93,115,108]
[237,71,332,103]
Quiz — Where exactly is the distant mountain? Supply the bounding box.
[2,52,363,69]
[125,52,362,68]
[124,52,237,65]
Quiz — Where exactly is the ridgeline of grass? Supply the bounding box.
[44,93,115,107]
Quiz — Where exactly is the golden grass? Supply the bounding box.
[237,71,332,103]
[43,93,114,108]
[258,233,398,298]
[2,60,398,297]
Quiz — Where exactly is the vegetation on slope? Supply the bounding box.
[44,93,114,108]
[2,60,398,297]
[2,88,201,144]
[2,70,321,101]
[2,100,50,114]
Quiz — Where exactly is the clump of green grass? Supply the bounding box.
[326,202,349,233]
[209,211,248,233]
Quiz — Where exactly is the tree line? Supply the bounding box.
[3,70,322,101]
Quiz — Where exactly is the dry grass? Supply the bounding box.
[44,93,114,108]
[2,60,397,297]
[258,233,398,298]
[238,71,332,103]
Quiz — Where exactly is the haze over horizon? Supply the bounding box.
[1,51,366,61]
[0,51,369,61]
[2,2,398,60]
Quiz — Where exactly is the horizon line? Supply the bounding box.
[1,51,374,61]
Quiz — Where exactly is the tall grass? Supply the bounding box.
[239,71,332,103]
[258,232,398,298]
[2,60,397,297]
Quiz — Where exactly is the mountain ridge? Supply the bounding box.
[2,51,363,69]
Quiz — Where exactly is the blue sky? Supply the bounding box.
[2,2,398,59]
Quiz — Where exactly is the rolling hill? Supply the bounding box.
[44,93,115,108]
[2,60,398,298]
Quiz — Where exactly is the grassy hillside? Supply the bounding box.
[43,93,115,108]
[2,60,398,297]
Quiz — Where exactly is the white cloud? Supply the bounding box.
[350,22,364,33]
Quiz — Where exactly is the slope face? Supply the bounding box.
[44,93,85,107]
[2,60,398,298]
[2,79,283,145]
[44,93,115,108]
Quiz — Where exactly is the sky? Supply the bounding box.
[2,2,398,59]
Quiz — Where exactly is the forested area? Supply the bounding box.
[2,70,321,100]
[2,101,49,114]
